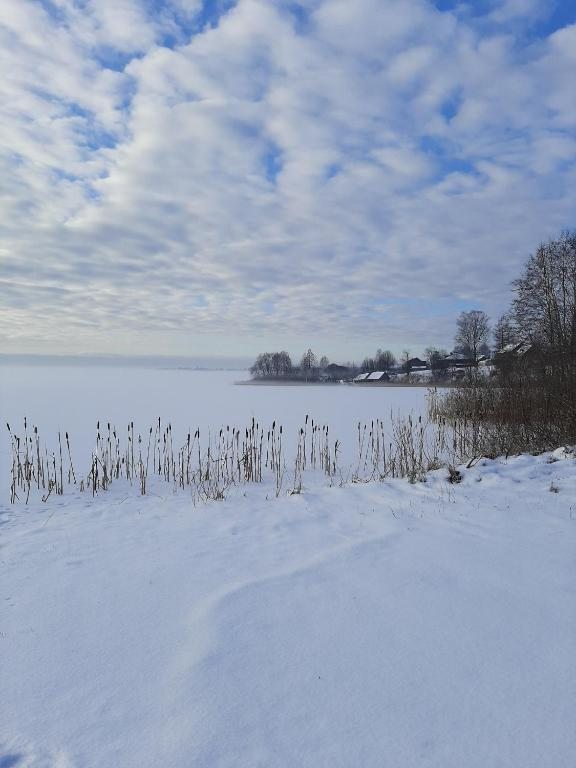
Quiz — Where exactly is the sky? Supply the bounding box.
[1,0,575,363]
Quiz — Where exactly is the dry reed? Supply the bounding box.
[6,398,494,505]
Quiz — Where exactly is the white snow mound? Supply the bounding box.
[2,451,575,768]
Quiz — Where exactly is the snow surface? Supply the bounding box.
[0,365,428,499]
[2,449,576,767]
[2,367,575,766]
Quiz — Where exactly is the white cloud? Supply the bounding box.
[0,0,575,358]
[487,0,548,24]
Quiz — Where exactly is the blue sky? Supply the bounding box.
[1,0,575,362]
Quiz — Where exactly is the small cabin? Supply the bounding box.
[354,371,390,383]
[406,357,428,372]
[441,352,476,369]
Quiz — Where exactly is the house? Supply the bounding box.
[441,352,476,370]
[389,358,430,379]
[405,357,428,372]
[492,341,540,375]
[436,352,481,380]
[353,371,390,383]
[493,341,534,360]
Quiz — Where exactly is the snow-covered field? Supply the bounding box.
[1,365,575,767]
[0,365,429,499]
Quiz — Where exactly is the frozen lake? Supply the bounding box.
[0,364,429,501]
[3,365,574,768]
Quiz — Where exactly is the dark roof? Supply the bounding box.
[354,371,390,382]
[442,353,475,367]
[494,341,533,357]
[365,371,390,380]
[407,358,428,368]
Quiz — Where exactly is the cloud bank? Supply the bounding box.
[1,0,575,358]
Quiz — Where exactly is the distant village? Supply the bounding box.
[249,340,536,385]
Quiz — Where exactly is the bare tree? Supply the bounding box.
[375,349,396,371]
[400,349,411,373]
[277,351,293,376]
[361,357,376,373]
[493,313,518,352]
[512,231,576,364]
[250,351,292,378]
[271,353,282,377]
[454,310,490,362]
[319,355,329,370]
[300,348,317,380]
[250,353,270,378]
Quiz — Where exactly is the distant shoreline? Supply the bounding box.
[235,379,455,388]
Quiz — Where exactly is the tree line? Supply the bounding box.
[250,349,334,380]
[250,333,490,381]
[454,231,576,368]
[437,231,576,454]
[250,231,576,385]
